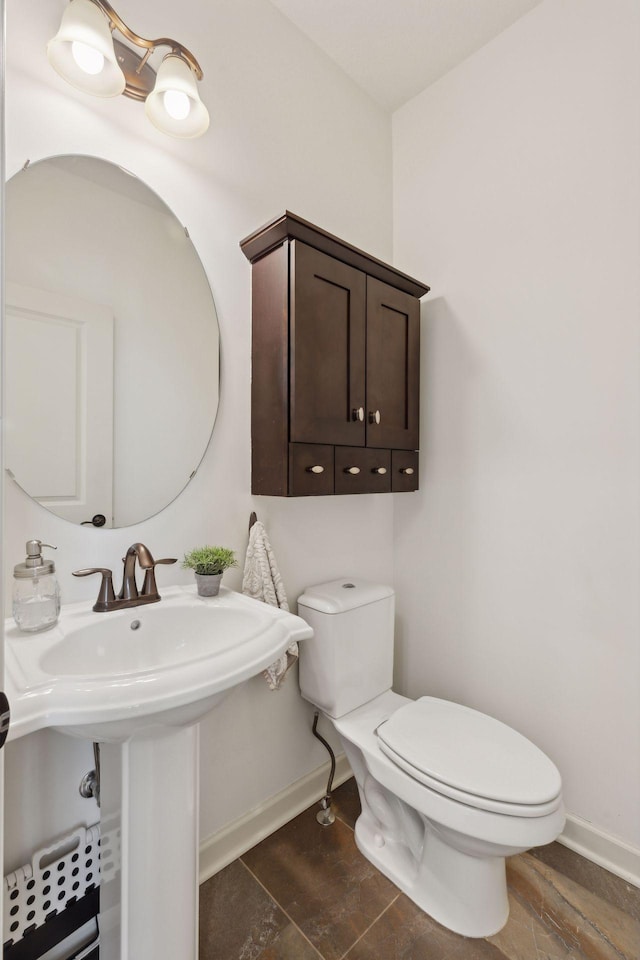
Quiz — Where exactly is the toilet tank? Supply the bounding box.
[297,578,395,719]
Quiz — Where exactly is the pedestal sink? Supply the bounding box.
[4,585,313,959]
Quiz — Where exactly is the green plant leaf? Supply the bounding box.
[181,545,237,576]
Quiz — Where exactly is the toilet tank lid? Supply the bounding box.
[298,578,394,614]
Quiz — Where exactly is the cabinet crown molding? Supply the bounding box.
[240,211,430,300]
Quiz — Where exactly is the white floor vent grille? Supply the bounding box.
[3,823,101,950]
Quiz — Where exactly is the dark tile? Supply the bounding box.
[242,806,398,960]
[506,853,640,960]
[344,894,508,960]
[488,892,587,959]
[332,777,361,830]
[199,859,320,960]
[530,842,640,922]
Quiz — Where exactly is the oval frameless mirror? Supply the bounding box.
[5,155,219,528]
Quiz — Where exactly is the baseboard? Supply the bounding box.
[199,754,352,884]
[558,813,640,888]
[200,768,640,891]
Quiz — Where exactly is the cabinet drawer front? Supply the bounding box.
[290,241,366,447]
[289,443,335,496]
[335,447,391,495]
[391,450,419,492]
[366,277,420,450]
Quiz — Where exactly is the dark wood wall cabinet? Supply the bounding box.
[240,212,429,497]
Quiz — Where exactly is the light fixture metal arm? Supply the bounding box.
[92,0,204,79]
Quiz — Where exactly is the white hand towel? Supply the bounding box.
[242,519,297,689]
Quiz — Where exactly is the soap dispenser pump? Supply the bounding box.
[13,540,61,633]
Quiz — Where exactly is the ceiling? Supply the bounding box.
[269,0,542,111]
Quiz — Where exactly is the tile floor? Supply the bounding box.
[199,778,640,960]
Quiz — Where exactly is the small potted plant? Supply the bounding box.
[181,545,237,597]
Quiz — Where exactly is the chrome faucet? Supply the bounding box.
[73,543,177,612]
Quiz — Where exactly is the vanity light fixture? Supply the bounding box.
[47,0,209,139]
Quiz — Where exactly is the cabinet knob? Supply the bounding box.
[344,466,361,475]
[400,467,415,476]
[352,406,365,422]
[372,467,387,475]
[306,465,325,474]
[369,410,381,425]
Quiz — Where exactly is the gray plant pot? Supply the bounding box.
[195,572,223,597]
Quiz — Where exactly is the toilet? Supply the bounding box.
[297,578,565,938]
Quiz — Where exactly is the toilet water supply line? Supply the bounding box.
[312,711,336,826]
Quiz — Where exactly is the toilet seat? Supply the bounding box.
[376,697,562,818]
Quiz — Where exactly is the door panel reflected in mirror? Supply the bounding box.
[5,155,219,528]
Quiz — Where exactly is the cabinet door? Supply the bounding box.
[290,241,366,446]
[366,277,420,450]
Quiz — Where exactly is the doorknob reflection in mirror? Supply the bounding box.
[81,514,107,527]
[47,0,209,138]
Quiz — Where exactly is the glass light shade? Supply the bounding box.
[145,55,209,139]
[47,0,126,97]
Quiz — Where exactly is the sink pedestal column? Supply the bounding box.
[100,725,200,960]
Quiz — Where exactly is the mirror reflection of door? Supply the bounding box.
[6,283,114,525]
[5,156,220,528]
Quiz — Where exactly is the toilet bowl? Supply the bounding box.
[297,579,565,938]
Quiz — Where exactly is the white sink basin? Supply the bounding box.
[4,584,313,741]
[42,603,283,676]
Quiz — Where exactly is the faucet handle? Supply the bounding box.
[141,558,177,599]
[72,568,116,613]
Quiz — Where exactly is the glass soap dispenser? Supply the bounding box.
[13,540,61,633]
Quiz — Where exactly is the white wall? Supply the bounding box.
[3,0,393,872]
[393,0,640,849]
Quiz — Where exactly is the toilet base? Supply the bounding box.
[354,800,510,938]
